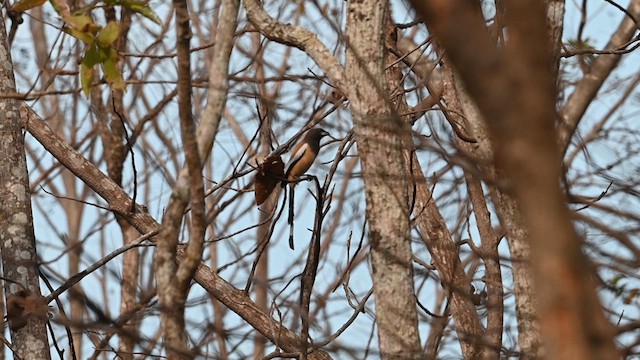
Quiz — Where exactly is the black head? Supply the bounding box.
[304,128,330,143]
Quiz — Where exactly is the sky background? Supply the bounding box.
[6,0,640,358]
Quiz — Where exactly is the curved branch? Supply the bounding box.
[242,0,352,97]
[558,0,640,157]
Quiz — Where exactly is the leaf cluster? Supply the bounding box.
[12,0,161,95]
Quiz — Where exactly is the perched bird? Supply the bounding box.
[283,127,331,250]
[283,128,330,186]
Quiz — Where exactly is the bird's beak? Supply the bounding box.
[323,131,334,140]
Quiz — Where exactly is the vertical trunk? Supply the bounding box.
[0,8,51,359]
[410,0,619,358]
[208,237,228,358]
[346,1,422,358]
[253,190,272,358]
[93,8,140,358]
[385,18,485,358]
[0,284,3,360]
[30,7,88,356]
[492,192,540,358]
[443,64,536,358]
[205,1,239,355]
[155,0,206,357]
[67,205,85,359]
[118,225,141,359]
[252,113,273,360]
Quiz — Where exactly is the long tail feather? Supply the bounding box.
[288,185,295,249]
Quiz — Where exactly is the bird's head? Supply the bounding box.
[305,128,331,143]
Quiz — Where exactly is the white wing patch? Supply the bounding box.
[285,143,309,176]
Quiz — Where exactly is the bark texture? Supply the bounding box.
[386,20,486,358]
[0,8,51,360]
[345,1,422,358]
[441,65,526,357]
[154,0,206,357]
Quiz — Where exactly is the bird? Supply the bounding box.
[283,128,330,249]
[283,128,331,186]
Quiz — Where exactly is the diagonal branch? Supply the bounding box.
[558,0,640,157]
[242,0,352,98]
[22,103,333,360]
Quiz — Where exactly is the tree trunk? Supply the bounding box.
[442,62,536,358]
[385,18,486,358]
[0,8,51,360]
[410,1,619,358]
[345,1,422,358]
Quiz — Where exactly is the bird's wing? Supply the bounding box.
[285,143,309,177]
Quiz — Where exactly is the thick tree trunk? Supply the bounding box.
[345,1,422,358]
[410,1,619,358]
[0,8,51,360]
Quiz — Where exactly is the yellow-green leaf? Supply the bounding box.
[103,57,125,91]
[12,0,47,12]
[97,47,112,62]
[96,21,120,48]
[63,15,98,43]
[64,14,93,31]
[80,63,94,96]
[81,45,101,67]
[119,1,161,24]
[65,27,94,43]
[85,45,112,64]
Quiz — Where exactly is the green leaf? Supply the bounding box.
[118,0,161,24]
[96,21,120,48]
[64,14,93,31]
[80,63,94,96]
[103,56,125,91]
[63,15,97,43]
[97,47,113,62]
[81,45,101,67]
[12,0,47,12]
[65,27,94,43]
[85,45,112,64]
